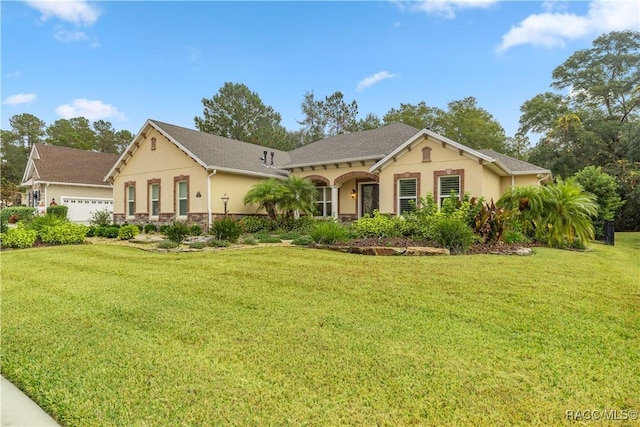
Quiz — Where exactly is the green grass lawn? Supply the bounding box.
[2,234,639,426]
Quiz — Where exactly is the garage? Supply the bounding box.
[61,197,114,224]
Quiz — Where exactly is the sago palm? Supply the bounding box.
[243,178,285,221]
[539,178,598,247]
[280,176,318,219]
[497,185,544,236]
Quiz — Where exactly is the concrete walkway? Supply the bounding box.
[1,376,60,426]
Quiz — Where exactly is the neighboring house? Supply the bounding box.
[106,119,551,229]
[21,144,119,223]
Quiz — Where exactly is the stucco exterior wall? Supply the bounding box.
[481,168,503,203]
[209,172,270,216]
[499,174,545,194]
[377,137,486,214]
[112,127,208,222]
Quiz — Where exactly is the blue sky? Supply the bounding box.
[2,1,638,139]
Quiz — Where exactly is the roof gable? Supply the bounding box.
[107,120,291,182]
[22,144,118,187]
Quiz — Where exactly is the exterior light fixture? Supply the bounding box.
[221,194,230,216]
[195,191,202,198]
[351,188,357,199]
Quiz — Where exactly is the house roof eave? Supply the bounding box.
[283,155,383,170]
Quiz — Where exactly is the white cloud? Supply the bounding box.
[3,93,37,106]
[24,0,101,26]
[55,99,126,121]
[54,28,89,42]
[187,46,201,63]
[498,0,640,52]
[399,0,498,19]
[356,71,397,92]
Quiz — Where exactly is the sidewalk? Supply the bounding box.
[1,376,60,427]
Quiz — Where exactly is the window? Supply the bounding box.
[150,183,159,216]
[127,185,135,217]
[315,187,332,217]
[398,178,417,214]
[439,176,461,206]
[177,181,188,216]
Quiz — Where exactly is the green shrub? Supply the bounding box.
[292,235,314,246]
[144,224,157,234]
[39,223,88,245]
[242,236,257,245]
[189,241,207,249]
[157,240,179,249]
[118,224,140,240]
[278,231,301,240]
[288,216,316,233]
[310,220,348,245]
[252,231,272,240]
[503,229,528,244]
[46,205,68,219]
[0,223,37,249]
[159,224,171,234]
[208,239,230,248]
[1,207,36,224]
[190,225,202,236]
[95,226,119,238]
[429,217,475,254]
[351,210,400,238]
[27,214,66,234]
[163,221,190,243]
[88,209,112,227]
[86,226,97,237]
[211,217,243,242]
[472,199,514,244]
[241,216,275,233]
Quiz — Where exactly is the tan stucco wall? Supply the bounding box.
[499,174,545,195]
[481,168,503,203]
[112,127,208,218]
[378,136,486,213]
[209,172,270,216]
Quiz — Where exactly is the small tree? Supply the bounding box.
[243,179,285,221]
[573,166,624,239]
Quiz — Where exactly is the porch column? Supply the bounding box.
[331,185,339,219]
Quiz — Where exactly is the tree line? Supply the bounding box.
[2,31,637,230]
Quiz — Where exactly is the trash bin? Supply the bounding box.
[604,220,615,246]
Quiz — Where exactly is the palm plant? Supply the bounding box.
[497,185,544,237]
[539,178,598,247]
[280,176,318,219]
[243,178,285,221]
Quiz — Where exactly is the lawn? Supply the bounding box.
[1,234,639,426]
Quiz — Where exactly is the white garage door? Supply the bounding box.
[61,197,114,223]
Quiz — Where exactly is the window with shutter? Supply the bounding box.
[439,176,460,206]
[398,178,417,214]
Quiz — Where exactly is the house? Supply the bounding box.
[106,119,551,229]
[21,144,119,223]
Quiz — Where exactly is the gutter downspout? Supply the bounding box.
[207,170,217,230]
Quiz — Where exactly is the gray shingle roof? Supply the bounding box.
[151,120,290,177]
[30,144,118,186]
[477,149,550,174]
[285,122,420,167]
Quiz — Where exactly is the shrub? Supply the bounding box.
[118,224,140,240]
[278,231,301,240]
[144,224,157,234]
[252,231,272,240]
[257,235,282,243]
[503,222,528,244]
[310,220,348,245]
[47,205,68,219]
[86,226,97,237]
[472,199,514,244]
[189,241,207,249]
[1,207,36,224]
[573,166,624,240]
[0,223,37,249]
[242,236,257,245]
[351,210,400,238]
[88,209,112,227]
[241,216,275,233]
[27,214,66,234]
[159,225,171,234]
[163,221,190,243]
[190,225,202,236]
[211,217,243,242]
[95,226,120,238]
[208,239,230,248]
[157,240,179,249]
[288,216,316,233]
[39,223,88,245]
[429,217,475,254]
[292,235,314,246]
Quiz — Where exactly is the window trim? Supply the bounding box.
[148,179,160,218]
[434,169,465,207]
[125,181,136,218]
[315,186,332,217]
[174,175,190,218]
[393,172,420,215]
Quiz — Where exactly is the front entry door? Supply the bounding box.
[360,183,379,217]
